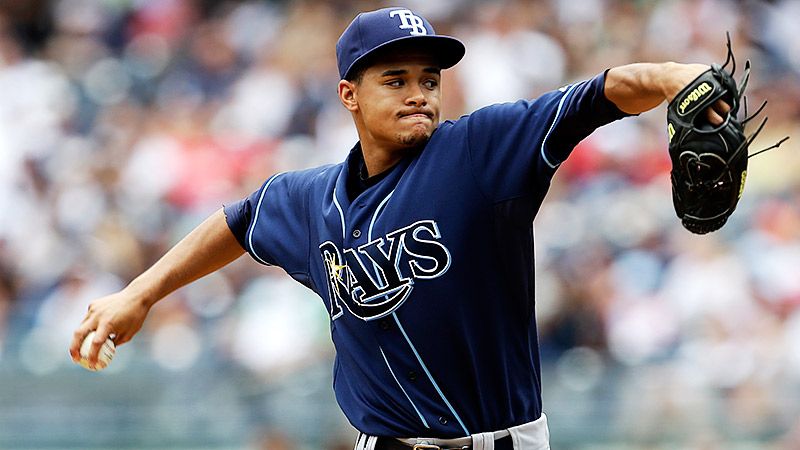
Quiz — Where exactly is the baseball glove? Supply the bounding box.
[666,34,787,234]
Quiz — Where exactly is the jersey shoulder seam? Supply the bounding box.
[301,164,339,293]
[490,192,532,205]
[303,169,320,291]
[464,114,495,204]
[247,173,285,266]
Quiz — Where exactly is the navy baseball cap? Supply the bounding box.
[336,7,465,80]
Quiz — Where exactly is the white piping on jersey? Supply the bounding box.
[392,314,471,436]
[368,189,395,243]
[365,189,397,303]
[367,189,397,291]
[332,187,346,240]
[379,346,431,429]
[540,82,581,169]
[365,189,469,434]
[247,172,285,265]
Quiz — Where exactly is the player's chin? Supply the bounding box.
[397,130,430,147]
[396,124,434,147]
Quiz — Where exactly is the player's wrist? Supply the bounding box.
[123,278,160,309]
[658,62,713,103]
[605,62,673,114]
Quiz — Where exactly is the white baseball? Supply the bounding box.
[77,331,116,371]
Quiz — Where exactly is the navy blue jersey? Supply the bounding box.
[224,72,629,438]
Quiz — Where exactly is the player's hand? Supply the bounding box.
[69,289,151,369]
[661,62,731,126]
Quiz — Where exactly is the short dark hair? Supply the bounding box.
[346,62,367,84]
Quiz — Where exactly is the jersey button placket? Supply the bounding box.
[352,229,361,238]
[438,416,448,425]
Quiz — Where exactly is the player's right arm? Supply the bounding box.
[69,208,245,369]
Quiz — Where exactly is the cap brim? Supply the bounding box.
[343,35,465,80]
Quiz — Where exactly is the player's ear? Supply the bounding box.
[338,79,359,112]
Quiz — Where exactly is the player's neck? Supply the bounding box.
[359,139,419,178]
[361,148,405,178]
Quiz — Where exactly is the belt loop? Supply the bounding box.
[354,433,365,450]
[471,432,495,450]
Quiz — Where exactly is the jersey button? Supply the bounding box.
[352,229,361,238]
[407,371,417,382]
[438,416,448,425]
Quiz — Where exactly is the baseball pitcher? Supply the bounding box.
[70,7,780,450]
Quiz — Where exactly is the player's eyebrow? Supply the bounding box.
[381,69,408,77]
[380,67,441,77]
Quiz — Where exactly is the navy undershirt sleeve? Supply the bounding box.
[223,189,260,251]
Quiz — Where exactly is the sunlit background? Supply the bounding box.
[0,0,799,449]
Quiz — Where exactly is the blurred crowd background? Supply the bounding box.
[0,0,799,449]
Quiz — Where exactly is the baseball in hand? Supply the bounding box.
[77,331,116,371]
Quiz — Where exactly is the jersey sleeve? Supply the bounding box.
[465,70,632,201]
[223,171,311,279]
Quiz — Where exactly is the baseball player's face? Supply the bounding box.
[343,51,441,151]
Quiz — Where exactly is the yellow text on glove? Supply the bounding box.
[679,82,713,115]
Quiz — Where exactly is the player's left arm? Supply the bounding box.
[604,62,730,125]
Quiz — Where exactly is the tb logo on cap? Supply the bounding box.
[389,9,427,36]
